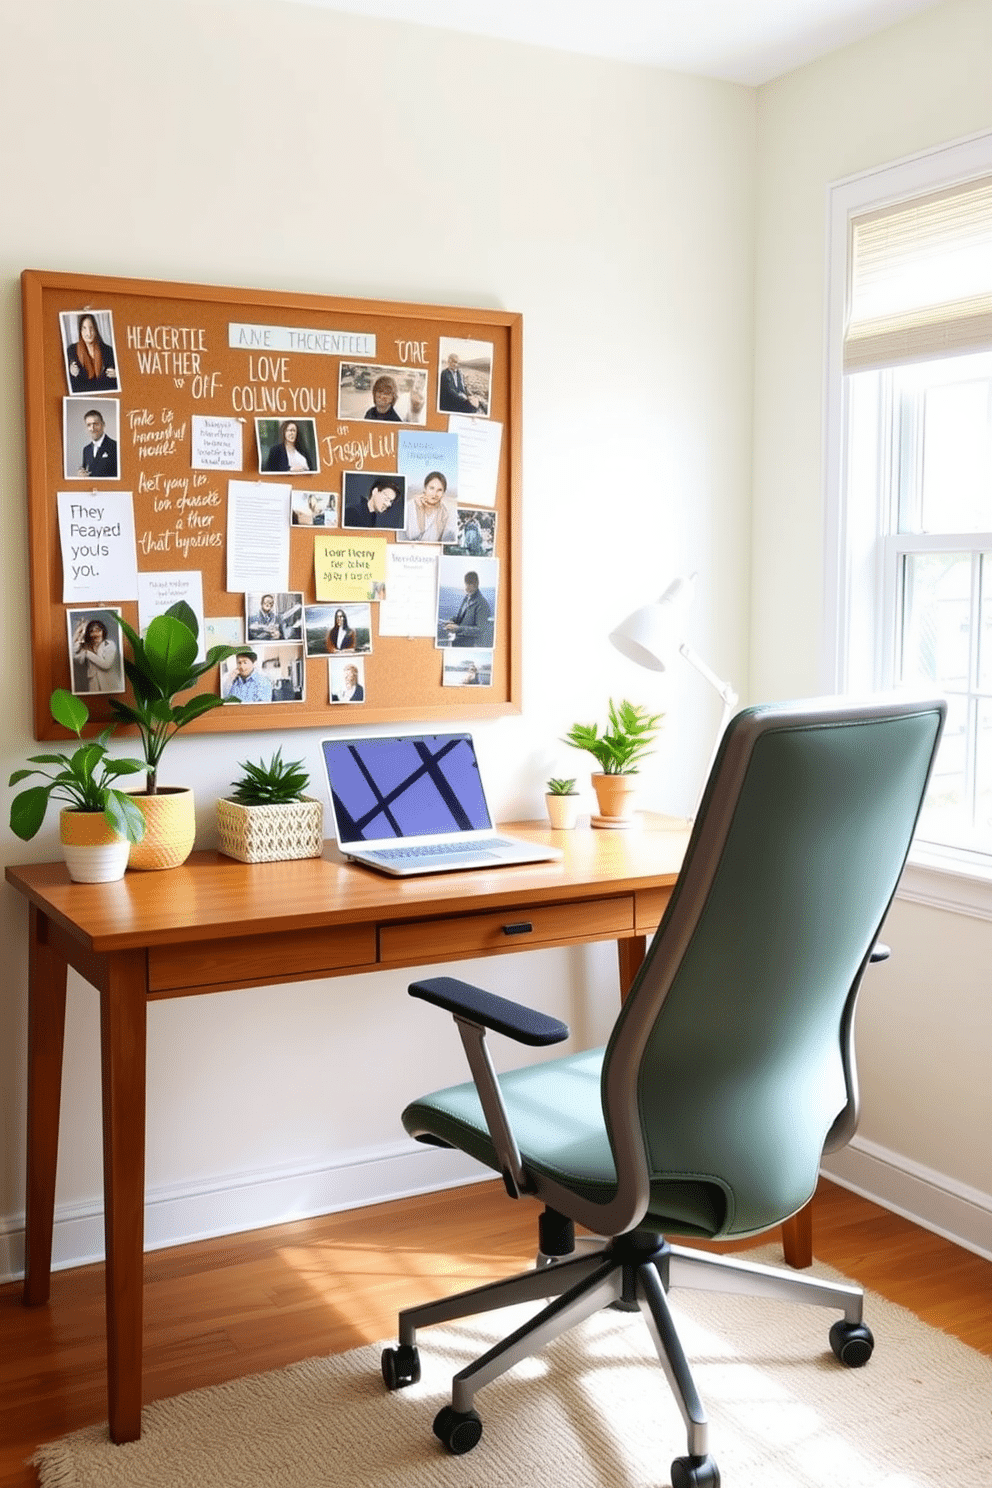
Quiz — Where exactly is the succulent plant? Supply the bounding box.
[229,748,310,806]
[546,777,578,796]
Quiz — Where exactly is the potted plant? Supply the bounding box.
[216,748,325,863]
[8,689,147,882]
[109,600,241,870]
[563,698,663,828]
[545,776,580,831]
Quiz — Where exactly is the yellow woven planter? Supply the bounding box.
[216,796,324,863]
[127,788,196,871]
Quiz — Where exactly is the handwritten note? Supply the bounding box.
[192,415,243,470]
[57,491,139,603]
[314,536,388,602]
[138,570,206,660]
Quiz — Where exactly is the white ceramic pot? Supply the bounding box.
[59,808,130,882]
[545,793,581,830]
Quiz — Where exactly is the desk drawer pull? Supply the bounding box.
[502,921,534,936]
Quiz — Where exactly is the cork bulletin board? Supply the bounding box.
[21,269,522,741]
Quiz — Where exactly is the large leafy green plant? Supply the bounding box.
[9,690,147,843]
[563,699,664,775]
[109,601,242,794]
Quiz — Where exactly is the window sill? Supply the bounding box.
[899,846,992,921]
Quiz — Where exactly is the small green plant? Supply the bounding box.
[563,699,664,775]
[8,690,147,843]
[109,601,242,794]
[546,777,578,796]
[229,748,310,806]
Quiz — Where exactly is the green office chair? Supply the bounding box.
[380,696,945,1488]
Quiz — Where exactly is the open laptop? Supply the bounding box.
[321,732,563,877]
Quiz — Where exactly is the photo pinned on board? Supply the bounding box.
[67,607,125,695]
[342,471,405,530]
[305,602,373,657]
[220,645,306,704]
[63,398,120,481]
[291,489,337,527]
[60,310,120,396]
[437,336,492,418]
[442,649,493,688]
[337,363,429,425]
[256,418,320,475]
[329,657,366,704]
[435,554,498,650]
[443,506,496,558]
[245,591,304,643]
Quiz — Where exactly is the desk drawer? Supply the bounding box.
[148,923,377,993]
[379,895,634,966]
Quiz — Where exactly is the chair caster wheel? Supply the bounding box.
[671,1453,720,1488]
[381,1344,421,1390]
[829,1319,874,1367]
[433,1403,483,1454]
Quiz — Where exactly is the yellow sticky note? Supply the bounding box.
[314,535,388,602]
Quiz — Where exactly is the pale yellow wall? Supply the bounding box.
[0,0,755,1259]
[752,0,992,1201]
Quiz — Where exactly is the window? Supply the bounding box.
[825,132,992,900]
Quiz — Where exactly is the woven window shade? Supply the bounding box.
[845,174,992,371]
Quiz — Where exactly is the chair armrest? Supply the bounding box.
[409,976,569,1046]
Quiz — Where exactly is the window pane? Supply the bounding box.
[916,694,972,847]
[899,552,972,689]
[920,377,992,532]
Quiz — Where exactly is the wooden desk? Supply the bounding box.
[7,816,809,1443]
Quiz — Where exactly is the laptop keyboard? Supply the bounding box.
[371,843,501,862]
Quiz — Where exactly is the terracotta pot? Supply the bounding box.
[59,807,130,882]
[545,793,580,830]
[590,773,638,829]
[127,787,196,870]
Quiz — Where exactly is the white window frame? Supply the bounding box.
[824,129,992,920]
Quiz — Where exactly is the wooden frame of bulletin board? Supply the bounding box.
[21,269,522,741]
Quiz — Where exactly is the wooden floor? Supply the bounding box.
[1,1176,989,1485]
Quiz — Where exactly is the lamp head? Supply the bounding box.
[609,574,696,672]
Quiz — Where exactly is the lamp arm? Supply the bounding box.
[678,643,738,819]
[678,642,738,710]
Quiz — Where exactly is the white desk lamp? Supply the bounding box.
[608,575,738,817]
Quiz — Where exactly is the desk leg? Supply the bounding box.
[24,908,68,1307]
[781,1204,813,1269]
[617,932,814,1270]
[617,934,647,1001]
[100,949,149,1445]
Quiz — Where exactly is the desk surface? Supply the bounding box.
[6,814,692,955]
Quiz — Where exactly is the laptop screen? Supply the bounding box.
[322,733,493,845]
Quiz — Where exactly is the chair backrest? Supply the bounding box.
[601,695,945,1238]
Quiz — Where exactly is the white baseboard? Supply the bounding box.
[0,1141,488,1286]
[821,1137,992,1262]
[3,1135,988,1286]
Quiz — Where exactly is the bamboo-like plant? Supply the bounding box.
[108,601,242,794]
[563,699,664,775]
[8,690,147,843]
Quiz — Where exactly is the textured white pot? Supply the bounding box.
[59,808,130,882]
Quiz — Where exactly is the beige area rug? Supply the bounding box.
[32,1248,992,1488]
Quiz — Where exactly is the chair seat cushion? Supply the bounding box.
[402,1048,726,1237]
